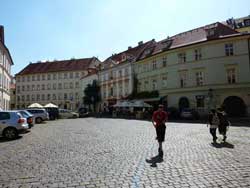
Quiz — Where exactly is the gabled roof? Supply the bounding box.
[138,22,239,60]
[102,40,156,69]
[16,57,99,76]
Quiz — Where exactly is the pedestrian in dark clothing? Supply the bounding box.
[217,108,230,142]
[152,104,168,158]
[208,109,219,143]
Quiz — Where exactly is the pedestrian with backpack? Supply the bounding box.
[208,109,220,143]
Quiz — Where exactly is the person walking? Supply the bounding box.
[208,109,220,143]
[152,104,168,158]
[217,107,230,142]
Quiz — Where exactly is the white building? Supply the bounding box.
[0,26,13,110]
[15,57,101,110]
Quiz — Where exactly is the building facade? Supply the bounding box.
[15,57,101,110]
[134,22,250,116]
[225,15,250,33]
[0,26,13,110]
[99,40,155,110]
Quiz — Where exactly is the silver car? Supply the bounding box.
[0,111,29,139]
[25,109,49,123]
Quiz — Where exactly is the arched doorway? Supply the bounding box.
[223,96,246,117]
[179,97,190,110]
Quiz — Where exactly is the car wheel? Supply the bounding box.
[36,117,42,124]
[3,128,18,140]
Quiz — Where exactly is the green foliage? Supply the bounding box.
[83,80,101,111]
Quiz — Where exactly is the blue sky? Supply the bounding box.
[0,0,249,75]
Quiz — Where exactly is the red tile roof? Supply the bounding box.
[138,22,239,60]
[16,57,98,76]
[102,40,156,69]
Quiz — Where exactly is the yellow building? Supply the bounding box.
[134,22,250,117]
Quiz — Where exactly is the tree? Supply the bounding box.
[83,80,101,112]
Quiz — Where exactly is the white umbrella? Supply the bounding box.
[44,103,58,108]
[28,103,44,108]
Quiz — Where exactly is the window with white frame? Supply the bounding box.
[32,75,35,81]
[75,82,79,88]
[42,74,45,80]
[70,72,73,79]
[194,49,202,61]
[162,75,167,88]
[31,94,35,101]
[22,77,25,82]
[53,83,57,89]
[225,43,234,56]
[27,85,30,91]
[53,94,56,100]
[58,83,62,89]
[70,82,73,89]
[152,79,157,90]
[162,57,167,67]
[53,73,57,80]
[47,94,51,100]
[27,76,30,82]
[37,85,40,91]
[75,72,79,78]
[152,60,157,70]
[42,84,45,90]
[32,85,35,91]
[41,94,45,101]
[179,71,187,88]
[26,95,30,101]
[178,52,186,63]
[37,75,40,81]
[227,68,236,84]
[64,83,68,89]
[195,71,204,86]
[22,86,25,91]
[37,94,40,101]
[47,83,51,90]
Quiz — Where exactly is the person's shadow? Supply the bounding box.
[211,141,234,149]
[146,155,163,167]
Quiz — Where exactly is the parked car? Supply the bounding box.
[166,107,180,120]
[59,109,79,119]
[0,111,29,139]
[25,109,49,123]
[78,107,90,118]
[180,108,200,120]
[18,110,34,129]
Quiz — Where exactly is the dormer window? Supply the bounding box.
[121,54,127,61]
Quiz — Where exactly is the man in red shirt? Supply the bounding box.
[152,104,168,158]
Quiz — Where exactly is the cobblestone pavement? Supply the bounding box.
[0,118,250,188]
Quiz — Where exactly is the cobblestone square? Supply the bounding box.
[0,118,250,188]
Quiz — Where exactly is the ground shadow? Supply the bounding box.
[145,155,163,167]
[0,135,22,143]
[210,141,235,149]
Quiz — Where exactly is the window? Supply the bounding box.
[31,94,35,101]
[143,64,148,72]
[152,80,157,90]
[27,85,30,91]
[227,68,236,84]
[75,72,79,78]
[47,83,51,90]
[152,60,157,70]
[196,95,205,108]
[125,68,128,76]
[58,93,62,100]
[37,75,40,81]
[58,83,62,89]
[144,81,149,90]
[64,93,68,100]
[70,72,73,79]
[0,112,10,120]
[53,94,56,100]
[42,84,45,90]
[119,70,122,77]
[37,94,40,101]
[75,92,79,100]
[64,83,68,89]
[195,71,204,86]
[194,49,202,61]
[58,73,62,79]
[70,82,73,89]
[47,74,51,80]
[32,75,35,81]
[42,75,45,80]
[110,71,113,80]
[178,52,186,63]
[47,94,51,100]
[37,85,40,91]
[75,82,79,88]
[64,73,68,79]
[22,86,25,91]
[41,94,45,101]
[162,75,167,88]
[32,85,35,91]
[53,83,57,89]
[225,43,234,56]
[21,95,25,102]
[17,77,20,82]
[53,74,57,80]
[17,96,20,102]
[162,57,167,67]
[179,71,187,88]
[27,76,30,82]
[110,87,113,96]
[22,77,25,82]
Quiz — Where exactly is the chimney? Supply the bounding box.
[0,25,4,44]
[128,46,132,50]
[138,41,143,46]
